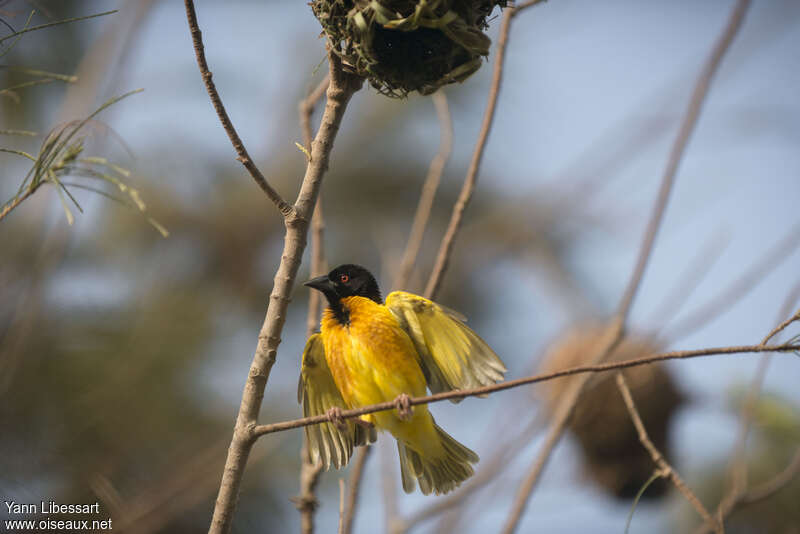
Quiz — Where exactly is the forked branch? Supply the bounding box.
[184,3,364,533]
[252,342,798,438]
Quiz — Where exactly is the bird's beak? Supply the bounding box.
[304,275,332,293]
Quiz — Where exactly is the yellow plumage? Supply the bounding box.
[299,265,506,495]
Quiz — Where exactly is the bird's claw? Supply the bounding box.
[326,407,347,430]
[394,393,413,420]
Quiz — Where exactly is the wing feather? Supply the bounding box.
[298,333,374,470]
[385,291,506,402]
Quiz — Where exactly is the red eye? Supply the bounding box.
[339,274,349,283]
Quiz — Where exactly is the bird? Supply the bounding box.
[298,264,506,495]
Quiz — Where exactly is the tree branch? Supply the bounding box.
[251,342,798,438]
[338,478,346,534]
[701,284,800,533]
[184,0,292,217]
[424,0,545,299]
[395,90,453,291]
[341,446,372,534]
[616,0,751,319]
[188,13,364,529]
[501,1,752,530]
[663,220,800,342]
[615,373,721,533]
[295,74,331,534]
[736,447,800,507]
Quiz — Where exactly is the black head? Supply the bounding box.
[304,264,382,306]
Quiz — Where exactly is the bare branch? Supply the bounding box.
[761,307,800,347]
[646,229,729,328]
[300,76,330,153]
[736,448,800,507]
[184,0,292,217]
[617,0,751,320]
[338,478,346,534]
[424,2,522,299]
[501,1,752,529]
[296,80,331,528]
[701,283,800,533]
[398,413,544,533]
[198,31,364,534]
[615,374,720,532]
[251,342,798,438]
[395,90,453,291]
[664,220,800,342]
[295,446,323,534]
[341,446,372,534]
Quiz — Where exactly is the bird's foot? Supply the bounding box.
[325,407,347,430]
[393,393,413,421]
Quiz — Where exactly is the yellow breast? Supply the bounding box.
[320,296,427,409]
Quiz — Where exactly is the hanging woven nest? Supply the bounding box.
[311,0,507,97]
[538,323,686,499]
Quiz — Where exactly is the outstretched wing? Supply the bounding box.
[298,333,376,469]
[385,291,506,402]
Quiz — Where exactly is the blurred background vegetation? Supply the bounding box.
[1,1,799,533]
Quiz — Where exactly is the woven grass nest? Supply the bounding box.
[538,324,685,499]
[311,0,507,97]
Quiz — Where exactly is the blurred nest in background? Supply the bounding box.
[538,324,685,499]
[311,0,507,97]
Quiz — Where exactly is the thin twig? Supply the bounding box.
[617,0,751,320]
[646,229,729,329]
[615,374,721,533]
[736,447,800,507]
[250,342,798,438]
[295,72,331,534]
[397,413,545,533]
[382,441,401,534]
[694,449,800,534]
[188,5,364,529]
[377,89,454,534]
[300,76,330,152]
[184,0,292,216]
[761,308,800,347]
[500,320,623,534]
[341,446,372,534]
[0,186,37,222]
[424,0,546,299]
[664,220,800,342]
[0,10,117,44]
[296,443,323,534]
[500,1,751,530]
[701,284,800,533]
[395,90,453,291]
[338,479,346,534]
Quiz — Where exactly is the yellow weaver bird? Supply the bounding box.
[299,264,506,495]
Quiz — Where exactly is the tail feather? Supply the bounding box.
[397,422,478,495]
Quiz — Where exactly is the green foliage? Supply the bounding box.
[2,89,166,235]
